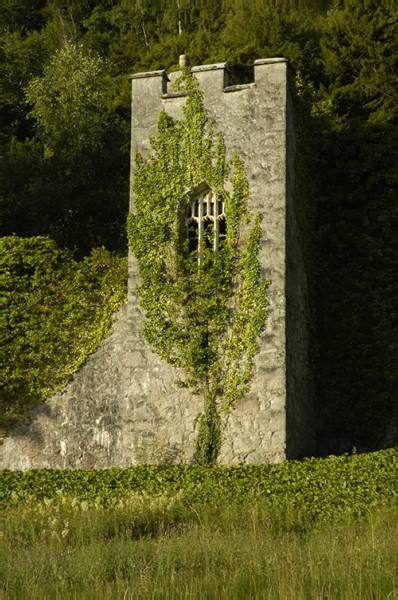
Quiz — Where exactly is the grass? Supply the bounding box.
[3,494,397,598]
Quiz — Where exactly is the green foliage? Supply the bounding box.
[3,6,59,142]
[4,27,129,258]
[3,131,129,258]
[5,502,397,597]
[25,43,112,159]
[127,71,269,465]
[2,236,127,433]
[6,489,187,546]
[3,449,397,521]
[320,7,398,124]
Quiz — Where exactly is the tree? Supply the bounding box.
[320,7,398,124]
[4,42,129,257]
[25,42,111,159]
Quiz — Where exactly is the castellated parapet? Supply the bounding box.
[3,58,315,471]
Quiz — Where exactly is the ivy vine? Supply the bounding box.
[3,237,127,434]
[127,69,269,465]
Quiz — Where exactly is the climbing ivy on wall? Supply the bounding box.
[2,237,127,434]
[127,69,269,466]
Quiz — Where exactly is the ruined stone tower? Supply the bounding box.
[3,57,314,470]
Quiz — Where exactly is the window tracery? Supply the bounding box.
[186,188,226,263]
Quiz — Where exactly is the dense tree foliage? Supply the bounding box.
[2,3,397,451]
[320,7,398,123]
[3,6,129,257]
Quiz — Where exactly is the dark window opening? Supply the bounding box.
[185,188,227,263]
[188,220,198,253]
[219,216,227,248]
[204,219,214,250]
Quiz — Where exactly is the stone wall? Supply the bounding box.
[2,58,314,470]
[2,305,129,471]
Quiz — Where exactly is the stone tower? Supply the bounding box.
[126,57,314,465]
[3,57,314,470]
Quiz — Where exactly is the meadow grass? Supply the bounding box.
[4,495,397,598]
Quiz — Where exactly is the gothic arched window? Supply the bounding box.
[186,186,226,263]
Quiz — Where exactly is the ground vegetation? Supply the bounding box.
[3,448,397,596]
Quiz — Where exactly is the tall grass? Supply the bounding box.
[4,494,397,598]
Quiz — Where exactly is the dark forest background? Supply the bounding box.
[2,1,397,453]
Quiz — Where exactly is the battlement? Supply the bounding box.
[129,57,287,91]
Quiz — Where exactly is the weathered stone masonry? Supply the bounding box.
[2,58,315,470]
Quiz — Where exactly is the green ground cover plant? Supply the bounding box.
[4,448,397,518]
[3,453,397,597]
